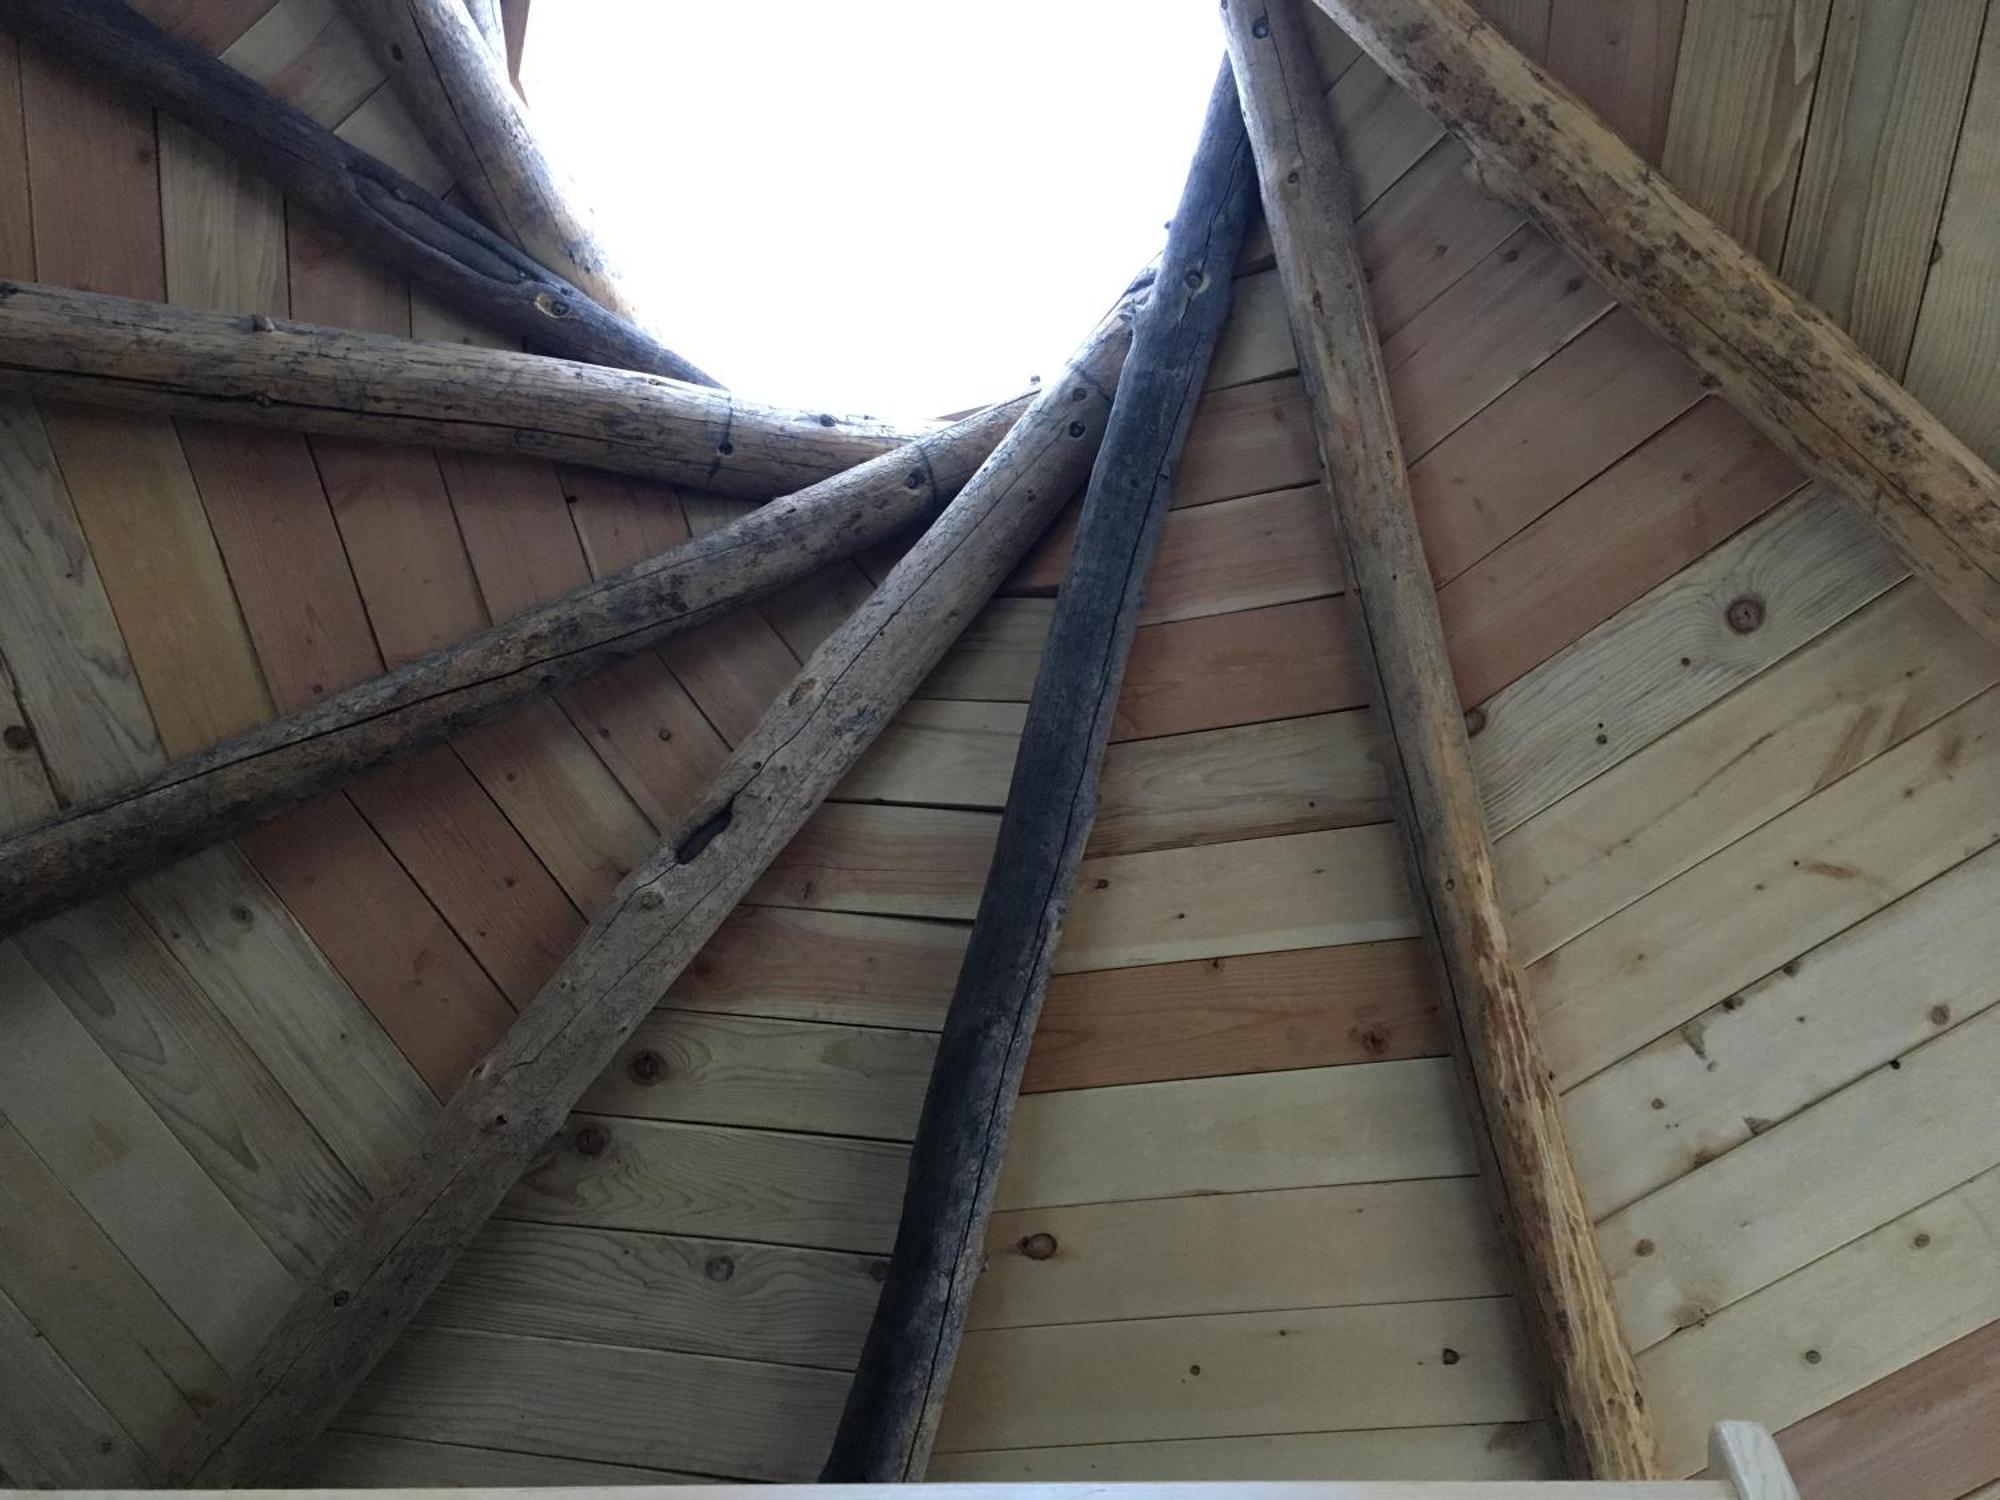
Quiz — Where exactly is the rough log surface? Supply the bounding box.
[0,398,1021,942]
[820,66,1258,1483]
[0,280,928,496]
[165,292,1136,1487]
[1308,0,2000,648]
[0,0,714,383]
[1227,0,1660,1480]
[344,0,656,341]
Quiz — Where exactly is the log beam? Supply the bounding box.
[0,0,714,383]
[0,280,929,497]
[165,290,1136,1486]
[1225,1,1658,1478]
[821,64,1258,1482]
[0,397,1021,942]
[1306,0,2000,650]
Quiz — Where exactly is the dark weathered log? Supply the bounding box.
[0,0,714,384]
[1307,0,2000,650]
[166,290,1136,1489]
[820,66,1258,1484]
[0,280,927,496]
[1226,0,1658,1478]
[344,0,649,336]
[0,397,1023,942]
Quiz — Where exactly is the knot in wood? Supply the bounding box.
[573,1122,611,1158]
[1725,594,1766,633]
[1462,706,1487,737]
[1251,14,1271,37]
[1067,420,1088,438]
[1018,1231,1058,1261]
[2,724,34,752]
[704,1254,735,1283]
[627,1049,666,1085]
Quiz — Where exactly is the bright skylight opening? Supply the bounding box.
[521,2,1225,424]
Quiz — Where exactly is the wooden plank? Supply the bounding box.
[1498,580,1996,963]
[971,1177,1505,1329]
[1473,487,1904,836]
[0,653,58,833]
[341,1326,847,1481]
[1531,683,2000,1087]
[1349,138,1526,338]
[1053,824,1415,973]
[837,699,1025,811]
[422,1218,885,1370]
[1902,12,2000,464]
[1177,377,1322,509]
[922,597,1054,702]
[579,1010,936,1140]
[749,803,997,922]
[298,1431,686,1486]
[1600,999,2000,1350]
[1641,1166,2000,1477]
[927,1423,1560,1481]
[0,31,35,280]
[503,1115,908,1254]
[1439,399,1804,706]
[1660,0,1835,265]
[0,1281,148,1485]
[219,0,381,126]
[1023,940,1441,1093]
[1545,0,1685,163]
[1779,0,1986,371]
[131,0,280,52]
[157,116,287,314]
[994,1058,1476,1212]
[933,1299,1541,1452]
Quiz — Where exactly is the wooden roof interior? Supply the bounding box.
[0,0,1996,1494]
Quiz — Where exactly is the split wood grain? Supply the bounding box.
[1231,0,1658,1477]
[1309,0,2000,651]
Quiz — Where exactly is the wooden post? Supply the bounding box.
[1710,1423,1802,1500]
[165,292,1136,1487]
[821,65,1259,1483]
[343,0,650,340]
[0,396,1021,942]
[0,280,930,498]
[0,0,714,384]
[1224,0,1659,1479]
[1303,0,2000,651]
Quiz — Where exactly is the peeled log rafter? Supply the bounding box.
[0,0,714,384]
[167,288,1137,1489]
[1226,0,1658,1478]
[0,396,1023,943]
[821,63,1258,1483]
[0,281,928,497]
[1308,0,2000,650]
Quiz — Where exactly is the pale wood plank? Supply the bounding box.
[934,1299,1542,1452]
[922,597,1054,702]
[0,1282,149,1485]
[971,1177,1505,1330]
[1545,0,1685,163]
[0,652,58,833]
[219,0,380,126]
[837,699,1026,811]
[1661,0,1836,264]
[1532,683,2000,1087]
[748,802,995,922]
[579,1011,936,1140]
[994,1059,1476,1212]
[157,116,287,315]
[1499,580,1996,963]
[423,1219,883,1370]
[1054,825,1416,973]
[504,1114,909,1255]
[1601,999,2000,1350]
[928,1423,1558,1481]
[1473,487,1904,836]
[340,1326,848,1481]
[1023,940,1441,1093]
[297,1431,687,1486]
[131,0,280,52]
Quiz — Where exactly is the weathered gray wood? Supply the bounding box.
[0,397,1020,942]
[821,65,1258,1483]
[1307,0,2000,651]
[0,0,712,383]
[164,291,1137,1487]
[1225,0,1658,1480]
[0,281,927,497]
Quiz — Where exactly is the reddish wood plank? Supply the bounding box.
[1022,942,1444,1093]
[18,45,163,297]
[0,32,33,280]
[1177,378,1321,510]
[1546,0,1688,164]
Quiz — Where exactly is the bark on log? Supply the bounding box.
[165,290,1135,1488]
[0,0,714,384]
[1306,0,2000,650]
[1225,1,1659,1478]
[0,396,1022,942]
[820,66,1258,1483]
[343,0,650,339]
[0,280,927,497]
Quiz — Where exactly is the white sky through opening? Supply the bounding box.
[521,3,1226,423]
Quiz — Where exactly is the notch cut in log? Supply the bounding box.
[1307,0,2000,650]
[1225,0,1657,1478]
[821,63,1259,1482]
[0,281,930,498]
[166,286,1138,1488]
[0,0,713,384]
[0,395,1023,942]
